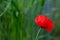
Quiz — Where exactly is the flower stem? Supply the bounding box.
[35,28,41,40]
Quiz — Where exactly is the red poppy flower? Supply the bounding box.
[35,15,54,32]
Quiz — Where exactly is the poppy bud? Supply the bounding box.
[35,15,54,32]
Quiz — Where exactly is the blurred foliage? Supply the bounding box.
[0,0,60,40]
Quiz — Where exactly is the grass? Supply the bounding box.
[0,0,60,40]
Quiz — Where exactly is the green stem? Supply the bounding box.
[35,28,41,40]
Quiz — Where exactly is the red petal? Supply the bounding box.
[35,15,54,32]
[45,19,54,32]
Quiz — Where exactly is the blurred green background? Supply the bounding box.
[0,0,60,40]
